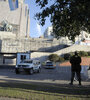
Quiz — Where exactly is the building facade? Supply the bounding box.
[44,26,90,45]
[0,0,30,38]
[44,26,54,39]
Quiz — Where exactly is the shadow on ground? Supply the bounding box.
[0,65,90,98]
[0,80,90,97]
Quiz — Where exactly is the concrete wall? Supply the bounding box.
[0,32,16,39]
[54,44,90,55]
[0,38,69,53]
[0,54,3,64]
[1,44,90,64]
[4,58,16,65]
[31,52,51,62]
[31,45,90,62]
[1,36,90,54]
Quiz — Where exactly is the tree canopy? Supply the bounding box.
[35,0,90,41]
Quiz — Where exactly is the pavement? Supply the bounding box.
[0,65,90,100]
[0,65,90,86]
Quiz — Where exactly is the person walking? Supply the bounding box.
[69,51,82,85]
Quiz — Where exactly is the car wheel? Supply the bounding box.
[15,68,20,74]
[29,68,34,75]
[37,68,41,73]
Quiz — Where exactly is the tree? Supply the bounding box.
[35,0,90,41]
[48,54,60,62]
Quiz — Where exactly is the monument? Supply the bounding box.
[0,0,30,38]
[0,0,30,65]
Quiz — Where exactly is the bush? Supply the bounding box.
[78,51,88,57]
[69,52,74,57]
[87,52,90,56]
[48,54,59,62]
[58,57,65,62]
[63,53,71,60]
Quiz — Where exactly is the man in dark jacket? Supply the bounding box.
[70,51,81,85]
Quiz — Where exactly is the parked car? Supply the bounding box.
[15,59,41,74]
[44,61,56,69]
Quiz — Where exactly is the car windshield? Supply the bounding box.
[23,60,32,63]
[46,62,53,65]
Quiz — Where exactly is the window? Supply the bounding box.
[21,55,26,61]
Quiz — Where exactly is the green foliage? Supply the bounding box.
[35,0,90,41]
[48,54,65,62]
[48,54,59,62]
[78,51,88,57]
[58,56,65,62]
[87,52,90,56]
[48,51,89,62]
[64,53,71,60]
[69,52,74,57]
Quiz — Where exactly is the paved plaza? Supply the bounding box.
[0,65,90,86]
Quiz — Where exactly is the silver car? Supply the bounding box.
[44,61,56,69]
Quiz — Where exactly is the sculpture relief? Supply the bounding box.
[0,20,12,32]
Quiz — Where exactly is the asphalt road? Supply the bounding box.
[0,65,90,86]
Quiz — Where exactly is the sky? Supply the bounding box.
[25,0,52,38]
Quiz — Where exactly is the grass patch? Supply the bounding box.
[0,81,90,100]
[87,56,90,58]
